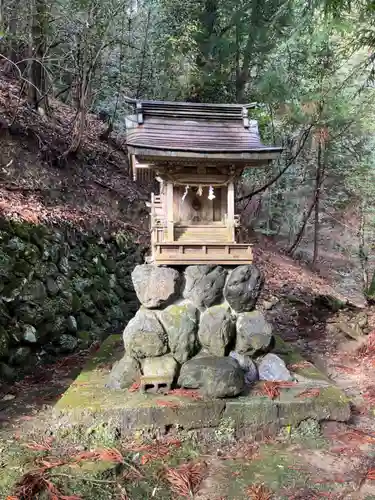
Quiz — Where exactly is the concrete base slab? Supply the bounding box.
[54,335,351,436]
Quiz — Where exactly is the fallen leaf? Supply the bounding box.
[288,361,312,370]
[246,482,272,499]
[255,381,295,400]
[164,461,207,498]
[166,388,202,400]
[155,400,180,409]
[128,382,140,392]
[297,388,320,398]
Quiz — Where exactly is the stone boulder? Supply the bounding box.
[183,265,227,309]
[178,356,244,398]
[160,303,199,364]
[0,362,15,381]
[123,307,168,359]
[131,264,180,309]
[107,355,141,389]
[9,346,32,365]
[224,265,264,312]
[55,334,78,353]
[229,351,258,385]
[235,311,273,356]
[198,304,234,356]
[0,328,10,359]
[142,354,178,384]
[22,325,38,344]
[258,353,292,381]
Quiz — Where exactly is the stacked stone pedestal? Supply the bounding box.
[108,263,292,398]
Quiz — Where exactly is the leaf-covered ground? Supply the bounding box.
[2,414,375,499]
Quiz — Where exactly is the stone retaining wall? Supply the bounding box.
[0,218,144,381]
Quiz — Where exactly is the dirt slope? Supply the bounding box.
[0,74,149,235]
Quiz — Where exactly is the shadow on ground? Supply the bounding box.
[0,342,106,429]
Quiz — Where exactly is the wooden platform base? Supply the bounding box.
[149,242,253,266]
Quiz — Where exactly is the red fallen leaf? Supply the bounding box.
[128,381,140,392]
[39,459,65,469]
[72,450,100,461]
[288,361,312,370]
[131,439,181,464]
[96,447,124,463]
[164,461,207,498]
[334,364,357,374]
[297,388,320,398]
[366,468,375,480]
[256,381,296,400]
[246,483,272,500]
[24,438,53,452]
[329,446,359,455]
[166,388,202,400]
[155,400,180,409]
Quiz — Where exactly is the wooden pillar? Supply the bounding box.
[166,181,174,242]
[227,181,235,242]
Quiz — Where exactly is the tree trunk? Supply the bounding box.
[235,24,241,102]
[28,0,49,113]
[367,269,375,300]
[288,195,317,256]
[358,200,369,290]
[312,141,322,267]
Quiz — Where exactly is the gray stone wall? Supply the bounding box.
[0,218,144,381]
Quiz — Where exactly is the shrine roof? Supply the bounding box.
[124,98,282,160]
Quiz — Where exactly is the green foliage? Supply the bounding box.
[3,0,375,282]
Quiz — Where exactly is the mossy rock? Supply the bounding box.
[15,302,44,324]
[10,220,32,241]
[273,336,329,382]
[6,236,26,254]
[0,250,15,278]
[160,303,199,363]
[19,280,47,303]
[44,316,68,337]
[107,305,125,323]
[77,330,92,348]
[2,277,27,302]
[71,293,82,313]
[42,298,72,320]
[0,217,13,234]
[80,295,96,316]
[21,243,40,264]
[91,290,113,311]
[72,276,93,294]
[33,261,59,279]
[0,301,11,326]
[77,312,96,331]
[0,327,10,358]
[12,259,32,277]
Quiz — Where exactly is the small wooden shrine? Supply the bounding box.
[125,99,282,265]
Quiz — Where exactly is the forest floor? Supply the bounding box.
[2,249,375,499]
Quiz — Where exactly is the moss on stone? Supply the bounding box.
[273,336,328,381]
[0,328,10,358]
